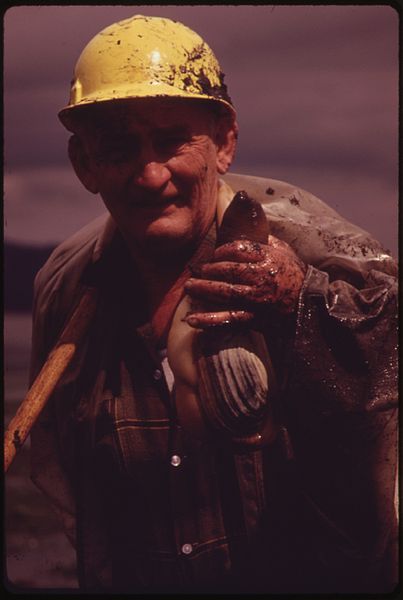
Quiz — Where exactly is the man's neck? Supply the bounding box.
[129,228,217,346]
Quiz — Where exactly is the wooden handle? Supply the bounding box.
[4,287,98,473]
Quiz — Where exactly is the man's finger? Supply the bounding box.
[195,261,262,284]
[184,310,254,329]
[184,278,254,304]
[213,240,268,263]
[267,234,296,254]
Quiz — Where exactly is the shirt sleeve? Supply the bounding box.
[262,187,397,284]
[28,217,107,548]
[281,263,398,591]
[29,268,79,548]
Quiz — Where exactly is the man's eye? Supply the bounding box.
[108,147,134,162]
[155,134,189,153]
[95,137,140,163]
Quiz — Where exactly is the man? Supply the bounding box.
[29,14,398,593]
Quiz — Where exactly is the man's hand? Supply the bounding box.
[184,235,307,328]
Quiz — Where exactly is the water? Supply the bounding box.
[4,312,78,590]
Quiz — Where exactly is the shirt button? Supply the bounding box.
[170,454,181,467]
[153,369,162,381]
[181,543,193,555]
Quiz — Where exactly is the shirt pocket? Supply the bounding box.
[90,393,171,478]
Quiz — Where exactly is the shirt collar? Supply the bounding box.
[92,214,117,263]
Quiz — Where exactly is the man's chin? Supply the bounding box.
[122,224,196,258]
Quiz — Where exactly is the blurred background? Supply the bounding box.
[4,4,399,591]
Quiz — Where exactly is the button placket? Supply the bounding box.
[168,424,199,562]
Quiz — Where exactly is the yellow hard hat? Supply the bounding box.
[59,14,235,130]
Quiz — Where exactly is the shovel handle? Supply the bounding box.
[4,288,98,473]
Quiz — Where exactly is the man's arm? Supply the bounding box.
[29,270,78,548]
[184,179,398,591]
[283,264,398,592]
[28,215,108,547]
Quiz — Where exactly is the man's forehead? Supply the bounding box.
[86,98,212,133]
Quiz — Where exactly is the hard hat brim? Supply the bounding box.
[58,83,235,131]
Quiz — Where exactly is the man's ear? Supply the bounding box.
[68,135,99,194]
[214,115,238,175]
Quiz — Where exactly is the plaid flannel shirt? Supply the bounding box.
[29,174,398,593]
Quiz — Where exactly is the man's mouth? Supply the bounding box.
[129,195,185,210]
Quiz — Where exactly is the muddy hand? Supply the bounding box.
[184,235,307,328]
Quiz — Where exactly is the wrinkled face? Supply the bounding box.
[72,99,234,257]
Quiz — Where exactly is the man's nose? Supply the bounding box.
[133,144,171,189]
[134,161,171,189]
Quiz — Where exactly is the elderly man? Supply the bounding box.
[29,15,398,594]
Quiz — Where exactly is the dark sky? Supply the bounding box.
[4,4,399,255]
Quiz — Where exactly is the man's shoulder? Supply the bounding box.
[33,212,111,305]
[222,172,341,218]
[223,172,299,201]
[224,172,396,279]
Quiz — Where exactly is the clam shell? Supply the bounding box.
[196,329,274,435]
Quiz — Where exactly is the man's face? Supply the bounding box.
[74,99,228,256]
